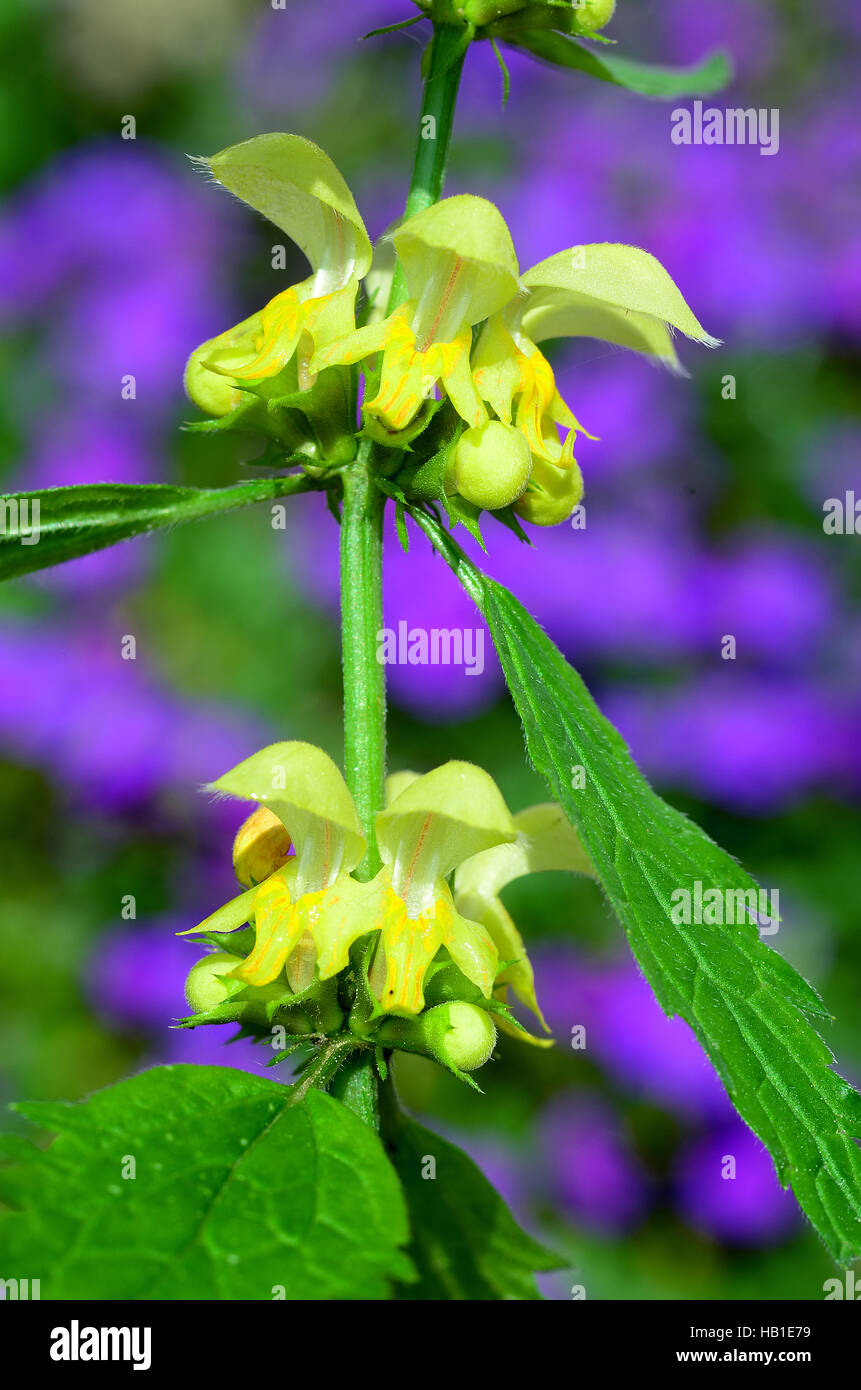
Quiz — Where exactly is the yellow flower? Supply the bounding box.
[183,741,365,992]
[471,241,718,522]
[181,747,600,1065]
[315,761,518,1014]
[471,312,595,467]
[454,800,596,1039]
[232,806,291,889]
[184,134,372,408]
[313,195,520,443]
[183,745,517,1015]
[186,144,718,527]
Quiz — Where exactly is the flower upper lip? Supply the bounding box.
[187,133,718,519]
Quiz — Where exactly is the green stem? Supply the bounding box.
[405,22,469,216]
[339,19,467,872]
[387,21,469,311]
[288,1036,358,1106]
[327,1050,381,1129]
[377,1067,403,1139]
[340,450,386,879]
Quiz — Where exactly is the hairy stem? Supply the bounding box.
[328,1050,381,1129]
[404,22,468,216]
[387,21,469,311]
[339,24,466,873]
[340,450,386,879]
[289,1036,358,1106]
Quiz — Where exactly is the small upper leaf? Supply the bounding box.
[507,32,733,99]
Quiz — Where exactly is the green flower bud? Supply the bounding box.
[570,0,616,36]
[380,1001,497,1071]
[183,952,343,1034]
[232,806,292,888]
[184,313,267,418]
[514,454,583,527]
[449,420,532,511]
[423,961,486,1009]
[463,0,615,30]
[185,952,243,1014]
[184,342,244,417]
[422,1002,497,1071]
[472,0,615,36]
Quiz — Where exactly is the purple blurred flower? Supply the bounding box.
[287,482,854,779]
[787,102,861,339]
[675,1117,800,1245]
[657,0,780,82]
[488,63,852,346]
[88,921,196,1031]
[553,350,690,482]
[538,1092,650,1235]
[801,422,861,510]
[606,673,856,812]
[2,142,240,593]
[52,258,221,405]
[493,516,709,661]
[531,947,801,1246]
[0,143,234,341]
[492,121,625,270]
[26,413,154,491]
[236,0,414,116]
[23,414,155,594]
[646,151,819,345]
[0,620,268,811]
[288,496,503,721]
[288,494,712,722]
[161,1024,265,1072]
[828,0,861,41]
[703,531,838,668]
[535,948,731,1120]
[454,37,554,129]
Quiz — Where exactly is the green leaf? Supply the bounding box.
[395,499,410,553]
[443,492,486,547]
[508,33,733,98]
[386,1113,563,1299]
[363,13,424,40]
[0,477,316,582]
[398,427,461,504]
[0,1065,413,1299]
[491,503,531,545]
[328,1052,381,1130]
[413,509,861,1265]
[490,37,511,107]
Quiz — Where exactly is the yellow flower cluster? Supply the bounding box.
[186,134,717,525]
